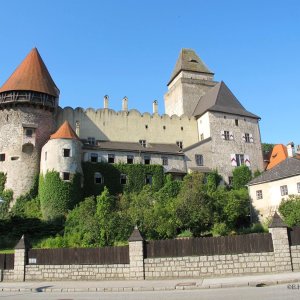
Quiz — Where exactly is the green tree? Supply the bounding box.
[232,165,252,189]
[206,170,222,195]
[279,195,300,227]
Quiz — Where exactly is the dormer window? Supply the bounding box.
[88,137,96,145]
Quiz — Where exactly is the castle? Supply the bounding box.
[0,48,264,201]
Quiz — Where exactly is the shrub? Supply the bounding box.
[279,195,300,227]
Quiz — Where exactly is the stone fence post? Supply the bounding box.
[13,235,29,281]
[268,212,293,272]
[128,226,145,280]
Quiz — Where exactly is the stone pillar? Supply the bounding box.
[269,212,293,272]
[13,235,29,281]
[128,226,145,280]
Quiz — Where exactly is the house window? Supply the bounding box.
[127,155,134,164]
[145,125,148,129]
[245,133,250,143]
[163,125,166,130]
[235,119,239,126]
[176,141,183,149]
[280,185,288,196]
[25,128,33,137]
[63,172,70,181]
[162,156,168,166]
[236,154,244,166]
[139,140,147,147]
[256,190,263,200]
[195,154,203,166]
[108,154,115,163]
[0,153,5,161]
[63,148,71,157]
[90,153,98,163]
[120,174,127,185]
[144,155,151,165]
[94,172,103,184]
[145,174,152,185]
[297,182,300,193]
[87,137,96,145]
[223,131,230,140]
[228,176,233,186]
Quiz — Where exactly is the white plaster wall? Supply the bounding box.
[249,175,300,220]
[197,112,211,140]
[41,139,82,175]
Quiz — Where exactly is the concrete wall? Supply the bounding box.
[0,106,56,200]
[249,175,300,221]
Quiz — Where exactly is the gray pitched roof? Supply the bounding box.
[268,212,287,228]
[83,140,184,156]
[192,81,260,119]
[248,157,300,186]
[168,49,214,85]
[128,226,144,242]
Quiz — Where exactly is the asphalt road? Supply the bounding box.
[1,284,300,300]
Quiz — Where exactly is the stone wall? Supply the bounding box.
[145,252,276,279]
[291,245,300,271]
[25,264,129,281]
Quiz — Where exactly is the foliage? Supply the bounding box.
[0,172,6,194]
[237,222,268,234]
[211,222,230,236]
[0,189,13,219]
[177,230,193,238]
[262,143,275,154]
[279,195,300,227]
[39,171,82,221]
[232,165,252,189]
[206,170,222,195]
[253,169,262,178]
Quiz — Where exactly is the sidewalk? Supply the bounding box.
[1,272,300,293]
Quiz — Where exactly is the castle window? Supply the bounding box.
[108,154,115,163]
[120,174,127,185]
[25,129,33,138]
[145,174,152,185]
[139,140,147,148]
[195,154,203,166]
[280,185,288,196]
[235,154,244,166]
[162,156,168,166]
[244,133,250,143]
[63,148,71,157]
[0,154,5,161]
[63,172,70,181]
[256,190,263,200]
[88,137,96,145]
[144,155,151,165]
[181,126,183,131]
[90,153,98,163]
[94,172,103,184]
[163,126,166,130]
[176,141,183,149]
[145,125,148,129]
[222,131,230,141]
[235,119,239,126]
[11,156,19,161]
[127,155,134,164]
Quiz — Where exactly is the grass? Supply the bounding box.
[0,249,14,254]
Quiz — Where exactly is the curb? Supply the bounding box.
[1,278,300,293]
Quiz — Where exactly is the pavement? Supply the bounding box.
[0,272,300,293]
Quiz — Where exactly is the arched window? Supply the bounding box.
[94,172,103,184]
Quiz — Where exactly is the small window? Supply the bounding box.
[223,131,230,141]
[181,126,183,131]
[195,154,203,166]
[0,154,5,161]
[63,172,70,181]
[244,133,250,143]
[88,137,96,145]
[228,176,233,186]
[120,174,127,185]
[176,141,183,149]
[139,140,147,147]
[90,153,98,163]
[145,174,152,185]
[94,172,103,184]
[63,148,71,157]
[235,119,239,126]
[144,155,151,165]
[236,154,244,166]
[200,133,204,141]
[45,151,47,161]
[256,190,263,200]
[163,125,166,130]
[25,128,33,137]
[145,125,148,129]
[280,185,288,196]
[127,155,134,164]
[108,154,115,163]
[11,156,19,161]
[162,156,168,166]
[297,182,300,193]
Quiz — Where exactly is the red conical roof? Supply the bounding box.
[0,48,60,97]
[50,121,79,140]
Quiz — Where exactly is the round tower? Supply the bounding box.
[0,48,59,201]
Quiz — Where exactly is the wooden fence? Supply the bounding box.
[0,254,14,270]
[289,227,300,246]
[145,233,273,258]
[27,245,129,265]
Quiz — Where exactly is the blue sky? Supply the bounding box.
[0,0,299,145]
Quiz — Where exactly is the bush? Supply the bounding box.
[279,195,300,227]
[232,165,252,189]
[211,222,230,236]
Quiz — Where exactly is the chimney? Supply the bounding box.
[122,96,128,111]
[75,120,80,137]
[153,100,158,114]
[287,142,295,157]
[104,95,109,109]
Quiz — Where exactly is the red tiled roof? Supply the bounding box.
[0,48,59,97]
[50,121,79,140]
[266,144,288,170]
